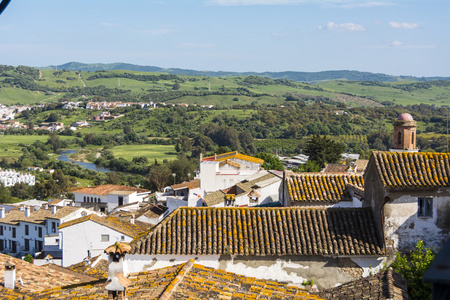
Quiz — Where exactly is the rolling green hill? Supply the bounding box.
[0,64,449,107]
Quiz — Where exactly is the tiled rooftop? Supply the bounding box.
[0,253,96,294]
[72,184,150,196]
[202,151,264,165]
[137,203,168,219]
[170,179,200,191]
[58,214,149,238]
[0,206,80,226]
[286,172,364,203]
[322,164,349,173]
[34,260,324,300]
[67,255,109,279]
[319,268,408,299]
[130,207,384,256]
[370,151,449,188]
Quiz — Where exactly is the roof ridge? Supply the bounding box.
[158,259,195,300]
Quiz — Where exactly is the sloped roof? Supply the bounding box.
[170,179,200,191]
[203,190,227,207]
[319,268,408,299]
[58,214,149,238]
[370,151,449,188]
[0,206,80,225]
[202,151,264,165]
[322,164,349,173]
[67,255,109,279]
[353,159,369,173]
[130,207,384,256]
[72,184,150,196]
[32,260,323,300]
[286,172,364,203]
[137,204,168,219]
[0,253,96,295]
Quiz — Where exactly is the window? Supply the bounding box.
[25,224,29,235]
[38,227,43,238]
[52,222,57,233]
[418,197,433,218]
[121,235,125,241]
[12,227,16,238]
[24,239,30,251]
[411,132,415,145]
[0,240,3,251]
[101,234,110,242]
[118,196,124,206]
[0,226,3,236]
[84,196,86,202]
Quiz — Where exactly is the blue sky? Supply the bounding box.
[0,0,449,76]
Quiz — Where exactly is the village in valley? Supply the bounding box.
[0,109,449,299]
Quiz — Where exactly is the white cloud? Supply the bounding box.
[340,2,394,8]
[100,22,120,27]
[391,41,403,47]
[389,21,419,29]
[319,22,365,32]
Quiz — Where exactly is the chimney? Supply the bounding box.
[24,206,30,217]
[105,242,131,280]
[4,260,16,289]
[51,205,57,214]
[130,214,135,225]
[0,207,5,218]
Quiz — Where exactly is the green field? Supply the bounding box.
[111,144,177,162]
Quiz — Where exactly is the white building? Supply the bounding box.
[72,184,151,213]
[0,205,100,258]
[203,171,283,207]
[199,151,264,195]
[156,179,201,214]
[0,169,35,187]
[58,214,148,267]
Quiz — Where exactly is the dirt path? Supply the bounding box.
[79,73,86,87]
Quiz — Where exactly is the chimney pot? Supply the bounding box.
[51,205,57,214]
[0,207,5,218]
[24,206,30,217]
[4,260,16,289]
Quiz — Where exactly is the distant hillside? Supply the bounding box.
[40,62,450,83]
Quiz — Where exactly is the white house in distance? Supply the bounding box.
[0,169,35,187]
[199,151,264,195]
[72,184,151,213]
[58,214,149,267]
[156,179,201,214]
[0,205,100,258]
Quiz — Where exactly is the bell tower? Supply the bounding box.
[391,113,419,152]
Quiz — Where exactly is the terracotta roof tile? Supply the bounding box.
[322,164,349,173]
[170,179,200,191]
[67,255,109,279]
[0,253,96,294]
[370,151,450,188]
[130,207,384,256]
[0,206,80,226]
[58,214,149,238]
[137,204,168,219]
[72,184,150,196]
[286,172,364,203]
[202,151,264,165]
[319,268,408,299]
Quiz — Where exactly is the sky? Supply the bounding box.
[0,0,449,77]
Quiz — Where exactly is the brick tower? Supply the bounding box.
[392,113,419,152]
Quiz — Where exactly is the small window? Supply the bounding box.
[418,197,433,218]
[121,235,125,241]
[101,234,110,242]
[25,224,29,235]
[0,226,3,235]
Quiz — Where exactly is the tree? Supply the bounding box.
[45,112,59,122]
[255,152,284,171]
[0,183,12,203]
[173,82,181,90]
[391,240,436,300]
[304,134,345,168]
[148,165,171,191]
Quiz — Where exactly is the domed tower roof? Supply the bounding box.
[397,113,414,121]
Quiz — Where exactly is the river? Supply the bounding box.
[58,150,111,173]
